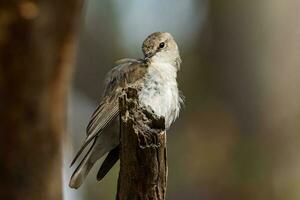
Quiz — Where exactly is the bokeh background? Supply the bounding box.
[64,0,300,199]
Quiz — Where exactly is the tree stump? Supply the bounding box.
[116,87,167,200]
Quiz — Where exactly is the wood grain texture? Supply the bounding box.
[116,87,167,200]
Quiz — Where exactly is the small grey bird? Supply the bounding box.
[69,32,183,189]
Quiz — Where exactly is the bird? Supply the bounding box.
[69,32,183,189]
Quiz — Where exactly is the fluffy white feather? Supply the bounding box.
[139,60,182,129]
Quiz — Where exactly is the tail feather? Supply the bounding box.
[97,145,119,181]
[69,138,119,188]
[69,138,97,189]
[69,122,119,189]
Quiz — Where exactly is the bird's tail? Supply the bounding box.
[69,129,119,189]
[69,138,98,189]
[97,145,119,181]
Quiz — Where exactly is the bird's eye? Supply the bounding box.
[159,42,165,49]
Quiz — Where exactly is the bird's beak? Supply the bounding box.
[144,52,155,60]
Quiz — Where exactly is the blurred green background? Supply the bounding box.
[64,0,300,199]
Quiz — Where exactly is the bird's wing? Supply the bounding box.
[86,58,146,138]
[85,58,147,139]
[70,95,119,167]
[102,58,146,97]
[70,59,147,167]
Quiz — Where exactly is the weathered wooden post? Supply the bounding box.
[116,87,167,200]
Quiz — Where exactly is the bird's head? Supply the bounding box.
[142,32,181,69]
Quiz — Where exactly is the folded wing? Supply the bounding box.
[70,59,146,167]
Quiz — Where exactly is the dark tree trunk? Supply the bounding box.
[116,88,167,200]
[0,1,83,199]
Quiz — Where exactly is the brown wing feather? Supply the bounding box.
[70,96,119,167]
[70,59,147,167]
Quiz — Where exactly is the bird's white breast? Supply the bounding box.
[138,61,181,129]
